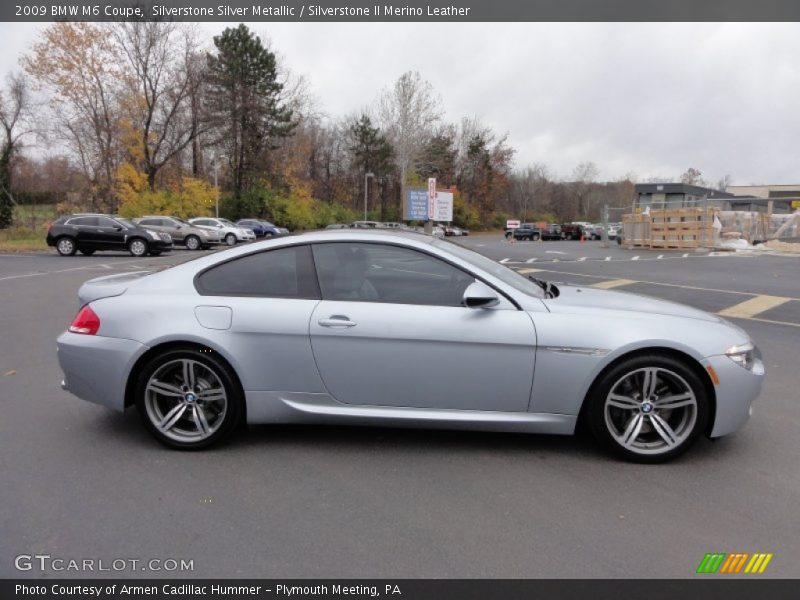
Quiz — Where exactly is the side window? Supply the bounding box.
[97,217,119,228]
[195,245,319,299]
[194,219,209,226]
[140,218,159,226]
[67,216,98,227]
[312,243,475,307]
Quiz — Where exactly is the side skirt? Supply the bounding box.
[245,391,576,435]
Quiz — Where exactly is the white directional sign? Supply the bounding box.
[433,191,453,222]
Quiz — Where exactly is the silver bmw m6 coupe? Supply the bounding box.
[57,230,764,462]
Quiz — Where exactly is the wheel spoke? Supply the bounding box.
[654,393,694,410]
[192,405,211,436]
[619,414,644,447]
[147,379,183,398]
[198,388,225,403]
[158,404,187,432]
[608,394,640,410]
[649,413,678,447]
[182,360,196,388]
[642,368,659,399]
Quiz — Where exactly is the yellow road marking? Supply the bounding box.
[718,295,791,318]
[591,278,636,289]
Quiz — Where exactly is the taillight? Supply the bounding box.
[69,305,100,335]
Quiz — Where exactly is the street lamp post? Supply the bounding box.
[213,155,220,218]
[364,172,374,222]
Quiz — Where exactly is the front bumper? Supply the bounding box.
[57,332,148,411]
[702,354,765,437]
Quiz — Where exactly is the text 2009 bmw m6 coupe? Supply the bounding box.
[56,230,764,462]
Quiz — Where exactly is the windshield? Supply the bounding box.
[431,238,545,299]
[218,218,236,226]
[116,218,135,229]
[173,218,190,226]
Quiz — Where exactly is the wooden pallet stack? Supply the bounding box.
[624,207,715,249]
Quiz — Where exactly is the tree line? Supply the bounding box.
[0,22,717,231]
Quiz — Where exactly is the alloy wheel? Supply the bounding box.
[603,367,698,456]
[143,359,228,443]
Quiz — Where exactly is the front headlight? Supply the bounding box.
[726,342,758,370]
[146,230,159,240]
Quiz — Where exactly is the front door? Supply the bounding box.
[308,242,537,412]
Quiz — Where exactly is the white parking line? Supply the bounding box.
[525,258,538,263]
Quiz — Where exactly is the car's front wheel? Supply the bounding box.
[128,238,149,257]
[135,348,243,449]
[224,233,237,246]
[586,354,709,463]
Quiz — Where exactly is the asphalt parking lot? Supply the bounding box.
[1,237,798,579]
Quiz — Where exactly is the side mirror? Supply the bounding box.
[462,281,500,309]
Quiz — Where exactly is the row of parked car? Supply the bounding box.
[505,222,621,242]
[326,220,470,237]
[45,213,289,257]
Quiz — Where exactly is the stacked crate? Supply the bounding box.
[623,207,715,249]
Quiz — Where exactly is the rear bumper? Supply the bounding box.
[57,332,148,411]
[702,355,765,438]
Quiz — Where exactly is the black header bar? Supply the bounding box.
[4,0,800,22]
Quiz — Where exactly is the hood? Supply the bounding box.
[544,284,721,323]
[78,271,154,305]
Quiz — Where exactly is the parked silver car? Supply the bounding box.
[189,217,256,245]
[56,230,763,461]
[133,216,221,250]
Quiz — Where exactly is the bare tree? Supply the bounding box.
[716,174,733,193]
[24,22,123,210]
[0,73,33,226]
[680,167,706,187]
[114,22,204,190]
[379,71,442,209]
[571,161,599,218]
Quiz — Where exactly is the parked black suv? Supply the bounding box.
[46,214,173,257]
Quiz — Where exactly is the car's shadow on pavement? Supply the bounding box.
[91,407,740,467]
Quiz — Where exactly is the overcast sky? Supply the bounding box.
[1,21,799,185]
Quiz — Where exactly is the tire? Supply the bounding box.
[184,235,201,251]
[585,354,709,463]
[224,233,237,246]
[56,237,77,256]
[128,238,149,257]
[531,233,540,241]
[134,347,243,450]
[79,249,95,256]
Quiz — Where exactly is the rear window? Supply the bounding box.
[195,245,319,299]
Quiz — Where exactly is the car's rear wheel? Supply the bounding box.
[128,238,148,257]
[224,233,237,246]
[135,348,243,449]
[531,233,540,241]
[586,355,709,463]
[56,237,77,256]
[79,248,95,256]
[184,235,201,250]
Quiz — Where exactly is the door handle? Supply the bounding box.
[318,315,357,328]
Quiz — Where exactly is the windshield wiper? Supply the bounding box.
[528,275,557,299]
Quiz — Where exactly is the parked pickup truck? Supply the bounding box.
[505,223,563,241]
